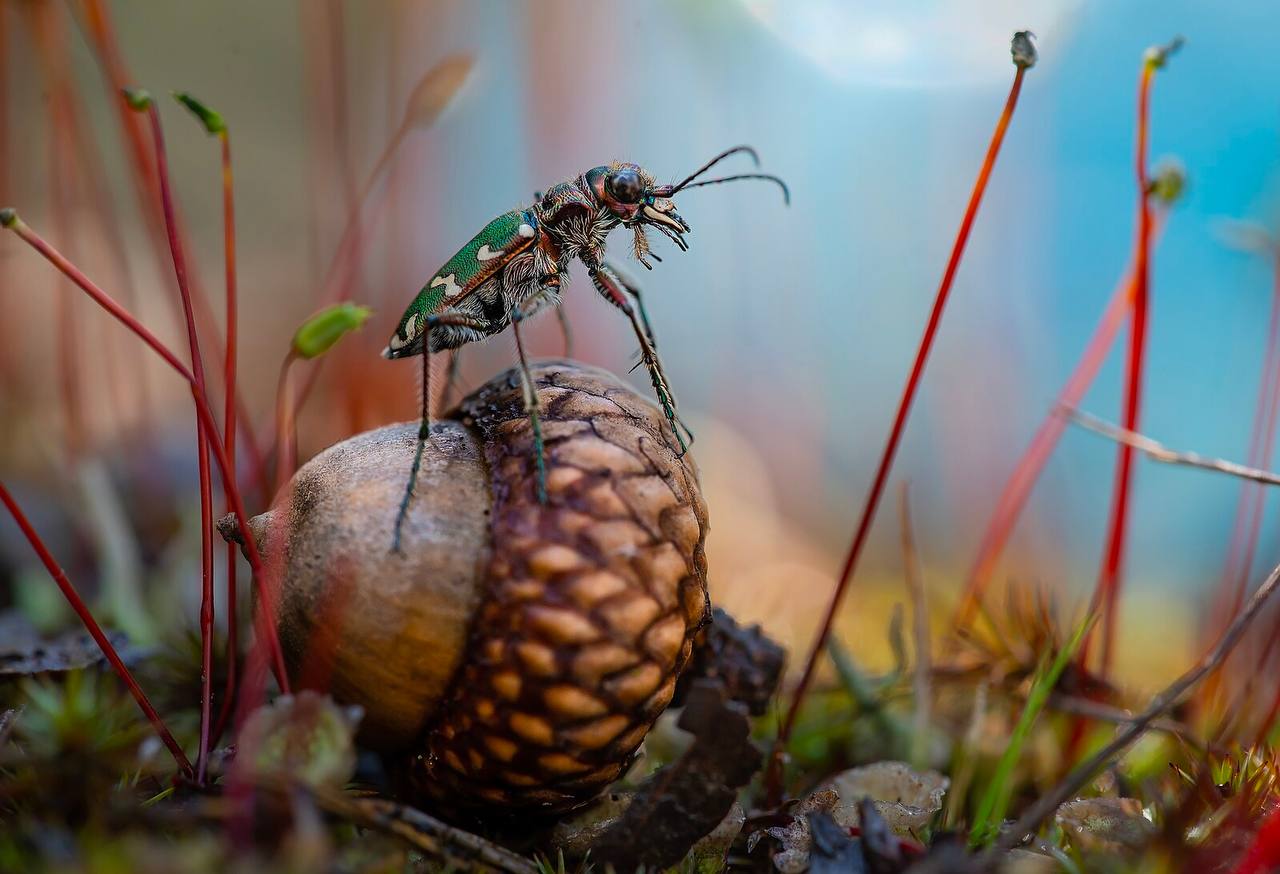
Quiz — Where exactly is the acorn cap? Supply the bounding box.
[416,360,709,813]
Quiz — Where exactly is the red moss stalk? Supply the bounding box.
[0,480,193,777]
[765,33,1036,802]
[953,215,1169,630]
[1087,39,1181,675]
[174,91,246,744]
[275,351,300,492]
[126,96,218,783]
[195,434,215,781]
[1,212,291,698]
[215,128,241,742]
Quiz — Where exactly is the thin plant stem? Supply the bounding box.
[135,101,218,783]
[195,430,214,782]
[1068,408,1280,487]
[0,480,193,777]
[765,51,1032,803]
[1086,36,1185,671]
[275,351,300,492]
[214,128,240,744]
[1089,58,1157,675]
[969,613,1095,847]
[1045,692,1202,747]
[2,213,291,696]
[953,215,1168,631]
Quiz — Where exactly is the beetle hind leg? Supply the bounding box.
[392,346,432,554]
[440,348,465,410]
[510,308,549,504]
[390,311,492,553]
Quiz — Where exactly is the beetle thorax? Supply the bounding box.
[534,179,621,268]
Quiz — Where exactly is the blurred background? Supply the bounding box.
[2,0,1279,686]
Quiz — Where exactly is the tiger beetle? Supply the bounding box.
[383,145,788,552]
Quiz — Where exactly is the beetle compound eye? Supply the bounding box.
[606,168,643,204]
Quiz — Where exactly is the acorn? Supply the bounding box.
[230,359,710,814]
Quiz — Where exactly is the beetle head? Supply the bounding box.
[584,163,690,242]
[582,148,788,268]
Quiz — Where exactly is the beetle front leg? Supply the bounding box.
[588,264,691,457]
[603,260,659,351]
[510,307,549,504]
[602,261,694,446]
[391,311,489,553]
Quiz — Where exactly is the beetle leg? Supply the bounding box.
[441,347,465,410]
[604,260,659,351]
[555,305,574,358]
[391,311,492,553]
[601,262,696,447]
[588,265,691,457]
[392,345,432,555]
[538,272,572,358]
[511,307,549,504]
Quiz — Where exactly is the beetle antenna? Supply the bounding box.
[668,145,760,194]
[680,173,790,205]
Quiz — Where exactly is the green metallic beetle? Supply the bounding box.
[384,145,788,551]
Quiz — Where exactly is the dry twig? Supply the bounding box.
[280,781,537,874]
[1068,407,1280,487]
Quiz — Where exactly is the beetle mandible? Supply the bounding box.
[383,145,788,552]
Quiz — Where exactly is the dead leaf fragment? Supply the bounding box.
[676,607,785,716]
[0,613,133,677]
[590,680,762,869]
[1055,797,1156,853]
[828,761,949,836]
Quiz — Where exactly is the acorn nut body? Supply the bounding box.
[241,360,709,814]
